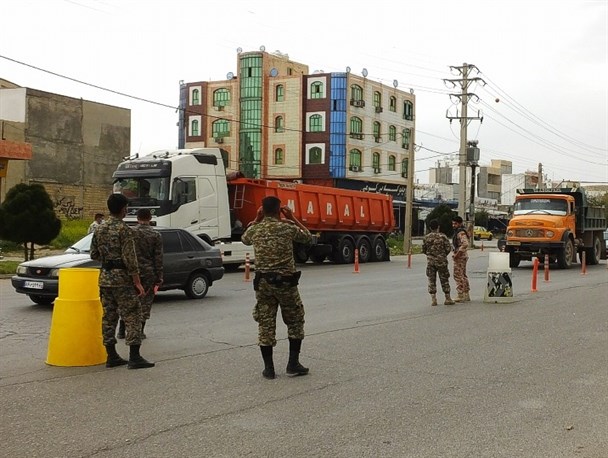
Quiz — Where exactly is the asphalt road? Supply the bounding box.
[1,249,607,457]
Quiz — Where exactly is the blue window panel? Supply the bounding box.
[329,73,347,178]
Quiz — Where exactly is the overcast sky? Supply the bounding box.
[1,0,606,184]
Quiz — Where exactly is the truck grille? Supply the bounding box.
[515,229,542,237]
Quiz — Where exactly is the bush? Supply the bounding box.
[388,234,422,256]
[50,219,90,249]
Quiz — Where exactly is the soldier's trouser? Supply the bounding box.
[100,286,142,346]
[253,279,305,347]
[140,280,156,321]
[453,257,470,294]
[426,261,451,295]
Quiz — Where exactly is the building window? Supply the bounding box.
[311,81,323,99]
[191,89,200,106]
[309,114,323,132]
[373,121,381,142]
[388,155,396,171]
[349,117,363,139]
[372,152,380,171]
[401,158,409,178]
[373,91,382,110]
[402,128,411,149]
[389,96,396,112]
[213,88,230,107]
[274,148,284,165]
[212,119,230,138]
[349,149,362,169]
[404,101,413,120]
[308,147,323,164]
[190,119,199,136]
[275,85,284,102]
[351,84,363,100]
[275,116,284,133]
[389,125,396,141]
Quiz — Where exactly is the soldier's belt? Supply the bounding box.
[101,260,127,270]
[254,271,301,287]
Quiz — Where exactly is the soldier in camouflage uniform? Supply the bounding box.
[241,196,313,380]
[422,219,455,306]
[451,215,471,302]
[90,194,155,369]
[117,208,163,339]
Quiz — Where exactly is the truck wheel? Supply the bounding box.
[508,251,520,268]
[294,246,309,264]
[557,239,574,269]
[357,237,372,263]
[333,237,355,264]
[371,236,387,262]
[310,253,326,263]
[585,235,601,265]
[28,294,55,305]
[185,272,210,299]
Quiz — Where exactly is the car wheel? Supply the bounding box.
[184,272,210,299]
[488,235,493,241]
[28,294,55,305]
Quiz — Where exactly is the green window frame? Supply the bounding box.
[191,89,200,105]
[275,116,285,133]
[309,147,322,164]
[212,119,230,138]
[190,119,199,136]
[213,88,230,107]
[404,101,413,120]
[373,121,381,141]
[389,96,396,112]
[349,149,362,168]
[350,117,362,134]
[401,158,409,178]
[388,155,396,171]
[274,148,284,165]
[309,114,323,132]
[402,128,411,149]
[372,152,380,170]
[373,91,381,108]
[275,85,284,102]
[311,81,323,99]
[351,84,363,101]
[389,125,396,141]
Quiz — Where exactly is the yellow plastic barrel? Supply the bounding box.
[46,268,106,366]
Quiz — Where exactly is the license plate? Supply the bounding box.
[24,281,44,289]
[506,241,521,246]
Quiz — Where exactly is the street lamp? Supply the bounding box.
[466,140,480,246]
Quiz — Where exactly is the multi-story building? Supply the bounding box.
[0,79,130,217]
[477,159,512,203]
[178,50,415,224]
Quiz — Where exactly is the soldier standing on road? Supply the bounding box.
[422,219,455,306]
[90,193,155,369]
[451,216,471,302]
[87,213,104,234]
[241,196,313,380]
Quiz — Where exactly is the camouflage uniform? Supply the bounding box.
[90,216,142,346]
[452,227,470,295]
[132,224,163,320]
[241,217,312,347]
[422,231,452,295]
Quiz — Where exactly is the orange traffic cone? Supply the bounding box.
[244,253,251,282]
[353,249,360,274]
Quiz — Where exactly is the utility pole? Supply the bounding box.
[467,140,480,247]
[537,163,543,189]
[444,64,485,221]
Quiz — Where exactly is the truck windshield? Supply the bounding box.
[513,198,568,216]
[113,177,170,206]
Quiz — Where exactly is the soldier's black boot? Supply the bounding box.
[105,344,127,368]
[117,320,126,339]
[260,346,276,379]
[128,345,155,369]
[286,338,309,376]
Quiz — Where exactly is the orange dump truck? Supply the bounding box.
[229,178,395,264]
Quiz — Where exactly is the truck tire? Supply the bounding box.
[356,237,372,263]
[294,245,309,264]
[332,237,355,264]
[184,271,210,299]
[310,253,326,263]
[557,238,574,269]
[371,235,387,262]
[584,235,602,265]
[508,251,520,268]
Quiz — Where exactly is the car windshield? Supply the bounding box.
[66,233,93,253]
[113,177,170,206]
[513,198,568,216]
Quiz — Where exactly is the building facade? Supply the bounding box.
[178,50,416,228]
[0,80,130,218]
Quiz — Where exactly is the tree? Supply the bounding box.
[425,204,456,236]
[587,192,608,220]
[475,209,489,228]
[0,183,61,260]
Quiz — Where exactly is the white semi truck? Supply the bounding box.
[112,148,253,268]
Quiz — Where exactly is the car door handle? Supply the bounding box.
[188,255,194,259]
[190,220,198,224]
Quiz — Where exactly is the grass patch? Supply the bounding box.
[0,260,19,275]
[388,234,422,256]
[50,219,90,249]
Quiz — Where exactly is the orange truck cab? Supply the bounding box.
[500,188,606,269]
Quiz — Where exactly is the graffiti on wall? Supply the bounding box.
[54,196,84,220]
